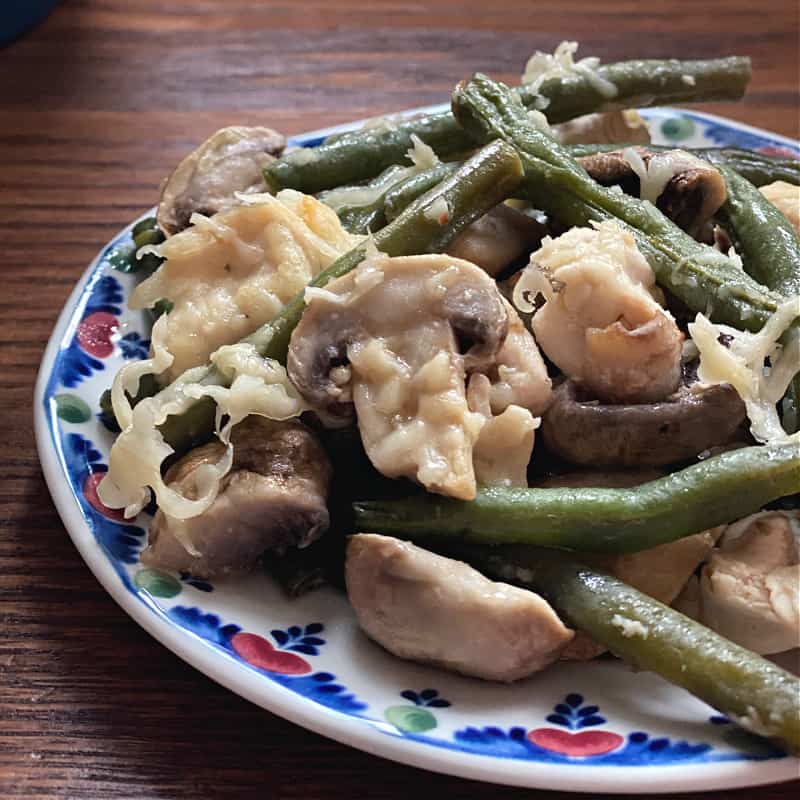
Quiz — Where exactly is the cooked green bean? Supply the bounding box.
[383,162,459,221]
[469,547,800,754]
[453,73,788,333]
[156,140,525,450]
[264,57,750,194]
[568,144,800,187]
[353,441,800,553]
[319,164,409,234]
[713,165,800,432]
[716,165,800,297]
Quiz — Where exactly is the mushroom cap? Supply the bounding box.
[142,416,332,578]
[578,147,727,238]
[157,125,285,235]
[541,378,747,467]
[287,254,510,425]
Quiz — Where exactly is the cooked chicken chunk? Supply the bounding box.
[514,221,683,403]
[132,190,360,380]
[157,126,286,235]
[346,534,573,681]
[142,416,332,577]
[288,253,552,500]
[760,181,800,235]
[697,511,800,654]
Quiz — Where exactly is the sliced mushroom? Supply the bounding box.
[446,204,546,277]
[515,221,684,404]
[541,378,747,467]
[533,470,723,661]
[554,110,651,145]
[288,254,552,500]
[141,416,332,578]
[697,511,800,654]
[577,147,727,238]
[346,534,573,681]
[157,126,286,235]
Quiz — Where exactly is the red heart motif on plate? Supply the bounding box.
[528,728,624,757]
[77,311,118,358]
[231,632,312,675]
[83,472,127,522]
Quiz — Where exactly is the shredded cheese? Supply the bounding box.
[319,134,440,214]
[521,41,618,106]
[688,298,800,442]
[97,342,307,527]
[622,147,709,205]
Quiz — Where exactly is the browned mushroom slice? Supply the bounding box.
[541,379,746,468]
[141,416,331,578]
[157,126,286,235]
[446,204,546,277]
[578,147,727,237]
[346,534,573,681]
[554,110,651,145]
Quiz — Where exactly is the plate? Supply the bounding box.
[34,107,800,793]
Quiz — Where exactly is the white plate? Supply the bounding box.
[35,107,800,793]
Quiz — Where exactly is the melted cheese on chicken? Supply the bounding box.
[131,189,360,380]
[514,221,683,403]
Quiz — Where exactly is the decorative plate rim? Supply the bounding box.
[33,106,799,793]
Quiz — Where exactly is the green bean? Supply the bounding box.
[383,163,459,221]
[568,144,800,187]
[716,165,800,297]
[319,164,409,234]
[713,165,800,432]
[470,547,800,754]
[453,73,788,333]
[353,441,800,554]
[156,140,525,451]
[264,57,751,194]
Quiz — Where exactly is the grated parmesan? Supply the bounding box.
[521,41,618,106]
[688,298,800,442]
[622,147,709,205]
[97,342,308,526]
[611,614,649,638]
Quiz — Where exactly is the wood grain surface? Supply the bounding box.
[1,1,798,797]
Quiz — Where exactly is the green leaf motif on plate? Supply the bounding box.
[384,705,438,733]
[134,568,182,598]
[54,393,92,423]
[660,117,695,141]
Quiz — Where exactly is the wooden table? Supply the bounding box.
[1,1,798,797]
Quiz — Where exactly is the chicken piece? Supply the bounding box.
[288,253,552,500]
[132,190,360,380]
[697,511,800,654]
[759,181,800,235]
[467,299,552,487]
[514,221,683,403]
[446,204,546,277]
[577,147,727,238]
[141,416,332,578]
[157,126,286,235]
[534,470,721,661]
[346,534,573,681]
